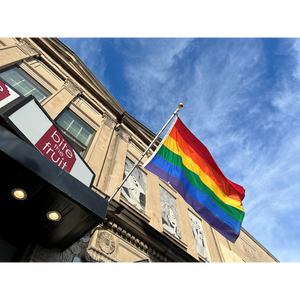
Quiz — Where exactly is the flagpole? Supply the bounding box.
[107,103,184,203]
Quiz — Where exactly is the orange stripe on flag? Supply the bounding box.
[169,126,243,203]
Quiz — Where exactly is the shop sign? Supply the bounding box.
[0,80,20,108]
[0,95,95,187]
[35,125,76,173]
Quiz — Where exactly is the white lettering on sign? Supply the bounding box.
[35,126,76,173]
[6,98,95,187]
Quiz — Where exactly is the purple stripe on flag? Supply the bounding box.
[145,161,240,243]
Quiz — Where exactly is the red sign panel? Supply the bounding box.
[1,95,95,187]
[0,80,11,102]
[35,125,76,173]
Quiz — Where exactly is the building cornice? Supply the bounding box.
[119,112,161,151]
[106,199,200,262]
[30,38,162,149]
[30,38,124,117]
[51,38,122,110]
[241,227,280,262]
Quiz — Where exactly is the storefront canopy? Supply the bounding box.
[0,124,108,250]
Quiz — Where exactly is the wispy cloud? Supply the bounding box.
[229,39,300,262]
[61,38,300,262]
[119,38,300,262]
[112,38,194,126]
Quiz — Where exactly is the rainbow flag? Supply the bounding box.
[143,117,245,243]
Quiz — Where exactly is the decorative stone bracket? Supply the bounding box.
[116,124,131,143]
[102,111,118,130]
[63,78,82,96]
[17,39,39,57]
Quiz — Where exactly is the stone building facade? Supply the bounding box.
[0,38,279,263]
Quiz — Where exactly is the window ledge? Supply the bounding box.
[162,229,188,250]
[119,197,151,223]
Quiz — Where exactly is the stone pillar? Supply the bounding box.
[0,39,39,70]
[147,173,164,232]
[84,112,118,188]
[98,124,131,200]
[41,78,82,120]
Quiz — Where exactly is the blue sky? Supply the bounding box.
[59,38,300,263]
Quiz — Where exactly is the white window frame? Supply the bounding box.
[55,109,95,157]
[0,66,51,103]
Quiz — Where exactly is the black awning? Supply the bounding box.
[0,125,108,251]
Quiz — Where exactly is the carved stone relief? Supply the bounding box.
[103,218,171,262]
[30,244,74,262]
[98,231,116,254]
[85,246,118,263]
[240,237,260,261]
[29,239,85,262]
[27,218,172,265]
[80,233,90,243]
[188,211,211,262]
[116,125,131,143]
[160,185,182,241]
[63,78,82,96]
[102,111,117,129]
[121,157,147,214]
[17,40,38,56]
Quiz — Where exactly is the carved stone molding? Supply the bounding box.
[102,111,117,129]
[29,237,87,262]
[85,246,118,263]
[70,241,82,255]
[240,237,260,261]
[85,250,93,262]
[98,231,116,254]
[29,244,74,265]
[27,255,44,266]
[244,245,259,261]
[103,218,171,262]
[80,233,90,243]
[63,78,82,96]
[17,39,39,56]
[116,125,131,143]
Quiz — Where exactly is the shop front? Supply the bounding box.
[0,79,108,262]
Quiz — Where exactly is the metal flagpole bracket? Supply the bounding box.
[107,103,184,203]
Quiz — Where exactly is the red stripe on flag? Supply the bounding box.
[173,118,245,200]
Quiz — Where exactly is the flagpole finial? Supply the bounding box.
[178,103,184,109]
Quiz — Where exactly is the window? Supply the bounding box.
[0,67,50,102]
[189,211,211,261]
[56,109,94,156]
[121,158,147,214]
[159,185,182,241]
